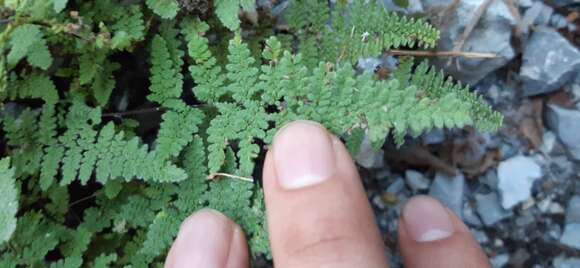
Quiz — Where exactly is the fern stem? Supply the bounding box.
[69,192,100,208]
[207,173,254,183]
[102,107,166,117]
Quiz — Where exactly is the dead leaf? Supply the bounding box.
[517,98,544,149]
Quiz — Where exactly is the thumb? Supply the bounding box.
[398,196,491,268]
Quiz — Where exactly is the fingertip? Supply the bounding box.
[401,196,455,242]
[263,120,388,267]
[398,196,490,268]
[165,209,249,268]
[271,120,336,190]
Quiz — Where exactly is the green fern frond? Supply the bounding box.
[173,136,208,213]
[206,102,268,176]
[78,50,119,105]
[146,0,180,19]
[53,0,68,13]
[159,22,186,68]
[92,254,117,268]
[0,1,504,265]
[49,256,82,268]
[110,6,146,50]
[182,19,227,103]
[0,158,18,243]
[214,0,255,30]
[59,227,92,258]
[141,208,181,256]
[7,24,53,70]
[9,212,60,266]
[226,35,260,104]
[155,108,204,160]
[9,74,58,104]
[149,34,185,108]
[287,0,439,65]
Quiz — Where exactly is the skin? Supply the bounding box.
[165,121,491,268]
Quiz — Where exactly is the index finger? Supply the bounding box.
[262,121,388,268]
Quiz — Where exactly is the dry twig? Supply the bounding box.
[387,49,497,58]
[447,0,495,65]
[208,173,254,183]
[505,0,524,37]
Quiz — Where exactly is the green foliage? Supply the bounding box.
[0,0,502,266]
[287,0,439,66]
[0,158,18,243]
[146,0,180,19]
[7,24,53,70]
[53,0,68,13]
[215,0,256,30]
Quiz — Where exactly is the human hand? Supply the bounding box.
[164,121,491,268]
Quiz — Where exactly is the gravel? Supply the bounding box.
[565,196,580,224]
[421,0,516,84]
[546,104,580,161]
[560,223,580,250]
[353,1,580,266]
[404,170,430,191]
[497,155,543,209]
[475,192,512,226]
[429,172,465,218]
[355,134,385,169]
[382,0,424,13]
[553,255,580,268]
[520,27,580,96]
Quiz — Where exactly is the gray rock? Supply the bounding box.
[539,131,557,155]
[476,192,512,225]
[537,198,562,214]
[372,195,388,210]
[570,84,580,102]
[497,155,542,209]
[387,177,406,194]
[522,1,553,27]
[565,196,580,224]
[548,223,563,240]
[481,170,499,190]
[491,254,509,268]
[382,0,423,13]
[421,0,516,84]
[405,170,430,191]
[546,0,580,8]
[355,134,385,168]
[520,28,580,96]
[515,210,535,227]
[560,223,580,250]
[546,105,580,161]
[429,172,465,218]
[356,58,382,74]
[472,229,489,244]
[549,202,565,215]
[519,0,533,8]
[463,202,483,227]
[422,128,446,145]
[550,14,569,29]
[553,255,580,268]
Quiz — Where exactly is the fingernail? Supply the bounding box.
[171,209,233,268]
[402,196,455,242]
[273,120,336,189]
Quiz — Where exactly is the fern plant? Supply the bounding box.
[0,0,502,266]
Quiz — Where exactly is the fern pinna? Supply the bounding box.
[0,0,501,266]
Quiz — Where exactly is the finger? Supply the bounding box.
[398,196,491,268]
[164,209,249,268]
[263,120,388,268]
